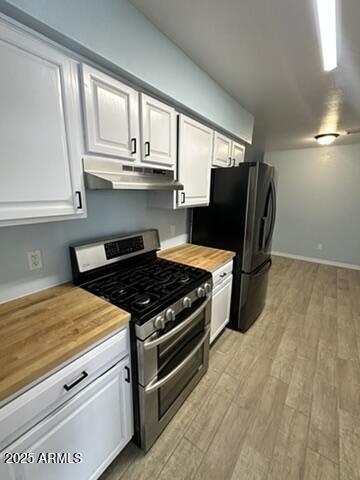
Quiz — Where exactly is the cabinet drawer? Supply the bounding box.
[212,260,233,287]
[0,327,129,451]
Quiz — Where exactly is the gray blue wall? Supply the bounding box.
[0,192,188,303]
[0,0,253,141]
[265,144,360,267]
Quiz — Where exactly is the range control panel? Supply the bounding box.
[104,235,144,260]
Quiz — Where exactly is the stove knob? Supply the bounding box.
[165,308,175,322]
[182,296,192,308]
[197,287,206,298]
[153,315,166,330]
[204,282,212,294]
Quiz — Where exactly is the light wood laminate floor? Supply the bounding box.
[101,256,360,480]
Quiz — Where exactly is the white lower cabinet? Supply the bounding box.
[0,329,133,480]
[210,261,233,344]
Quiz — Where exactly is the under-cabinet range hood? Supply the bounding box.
[83,158,183,191]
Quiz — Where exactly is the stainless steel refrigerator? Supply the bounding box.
[192,162,276,332]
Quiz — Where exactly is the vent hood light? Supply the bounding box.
[316,0,337,71]
[314,133,339,145]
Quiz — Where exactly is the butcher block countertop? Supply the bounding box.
[159,243,235,272]
[0,284,130,403]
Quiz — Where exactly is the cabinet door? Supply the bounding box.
[140,94,176,168]
[177,115,213,208]
[232,142,245,166]
[0,20,85,226]
[210,277,232,344]
[1,359,133,480]
[82,64,139,162]
[212,132,232,168]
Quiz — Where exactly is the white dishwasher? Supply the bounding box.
[210,260,233,344]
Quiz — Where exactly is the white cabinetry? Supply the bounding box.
[212,132,245,168]
[211,260,233,344]
[0,327,133,480]
[81,67,178,171]
[1,360,132,480]
[212,132,232,167]
[177,115,213,208]
[81,64,140,163]
[140,94,176,168]
[0,19,85,227]
[148,114,213,209]
[232,141,245,166]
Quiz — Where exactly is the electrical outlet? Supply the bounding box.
[317,243,323,250]
[27,250,43,271]
[170,225,176,236]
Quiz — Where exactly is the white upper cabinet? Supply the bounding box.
[140,94,176,169]
[232,141,246,166]
[212,132,246,168]
[81,64,140,163]
[177,115,213,208]
[0,20,85,227]
[212,132,232,168]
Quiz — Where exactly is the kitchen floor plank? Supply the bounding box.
[308,374,339,463]
[230,445,269,480]
[267,406,309,480]
[157,437,203,480]
[184,372,238,452]
[337,357,360,417]
[339,409,360,480]
[244,376,288,459]
[303,448,339,480]
[286,354,316,417]
[194,403,252,480]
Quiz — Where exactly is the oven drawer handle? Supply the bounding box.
[143,296,211,350]
[144,326,210,394]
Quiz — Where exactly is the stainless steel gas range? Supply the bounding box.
[70,230,212,451]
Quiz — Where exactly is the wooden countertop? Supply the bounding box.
[0,284,130,403]
[158,243,235,272]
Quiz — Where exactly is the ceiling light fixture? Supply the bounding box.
[315,0,337,71]
[314,133,339,145]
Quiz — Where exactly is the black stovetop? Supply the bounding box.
[83,258,210,324]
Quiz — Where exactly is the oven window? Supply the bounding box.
[158,343,204,418]
[156,304,207,418]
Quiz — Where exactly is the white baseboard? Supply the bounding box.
[272,251,360,271]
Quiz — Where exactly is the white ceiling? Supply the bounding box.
[130,0,360,151]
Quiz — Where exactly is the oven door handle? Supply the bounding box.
[144,326,210,394]
[143,295,211,350]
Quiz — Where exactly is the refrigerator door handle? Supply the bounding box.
[260,216,268,250]
[265,178,277,249]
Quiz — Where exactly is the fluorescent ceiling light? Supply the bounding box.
[316,0,337,71]
[314,133,339,145]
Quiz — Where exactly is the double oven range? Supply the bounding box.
[70,230,212,451]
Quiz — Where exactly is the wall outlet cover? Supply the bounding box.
[170,225,176,236]
[27,250,43,271]
[317,243,323,250]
